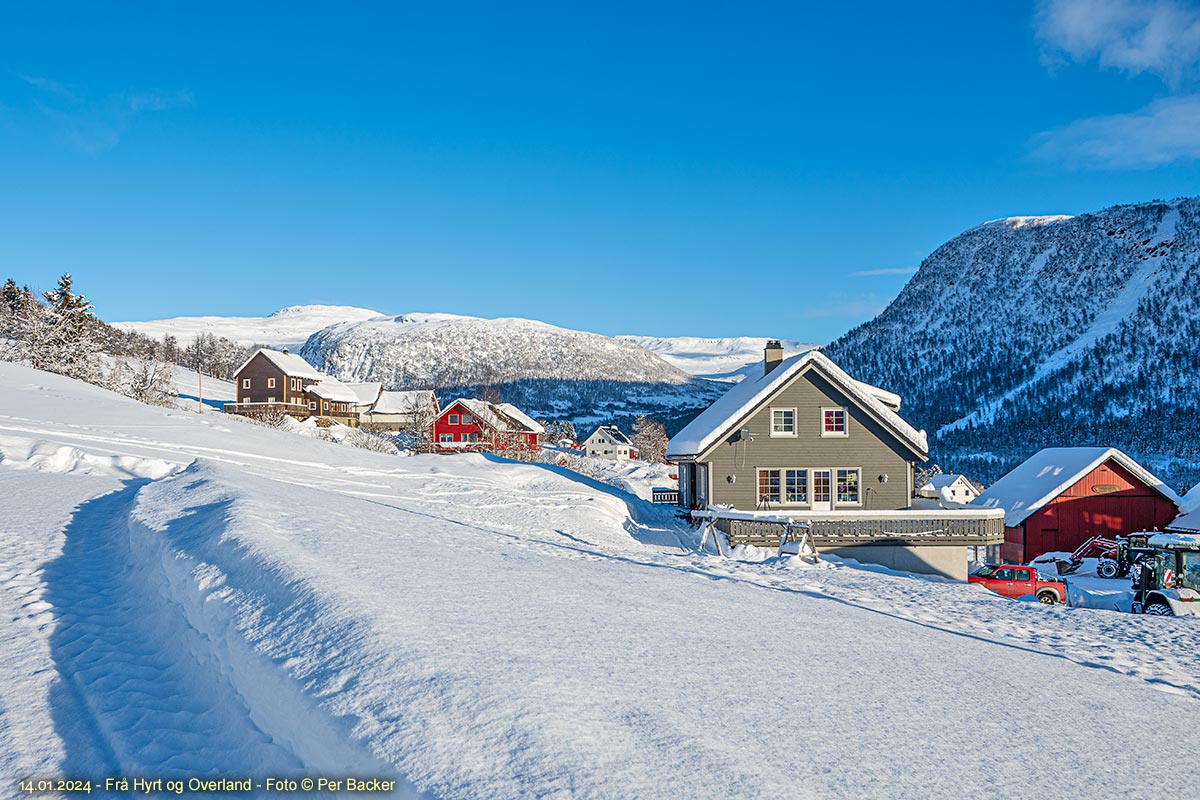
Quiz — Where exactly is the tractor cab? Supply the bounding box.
[1131,533,1200,617]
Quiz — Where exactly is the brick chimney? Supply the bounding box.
[764,340,783,375]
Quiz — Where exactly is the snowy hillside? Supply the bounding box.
[827,198,1200,490]
[4,363,1200,797]
[616,335,815,382]
[115,304,385,347]
[300,313,726,433]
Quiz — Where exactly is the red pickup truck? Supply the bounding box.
[969,565,1066,605]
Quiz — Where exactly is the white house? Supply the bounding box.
[918,474,980,506]
[582,425,638,460]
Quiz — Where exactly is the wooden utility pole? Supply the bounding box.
[197,365,203,413]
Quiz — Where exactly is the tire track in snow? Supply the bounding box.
[42,481,305,789]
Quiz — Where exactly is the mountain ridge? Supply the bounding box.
[826,196,1200,490]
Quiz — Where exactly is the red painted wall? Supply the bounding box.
[434,401,538,451]
[1004,459,1179,563]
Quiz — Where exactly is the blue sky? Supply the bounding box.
[3,1,1200,341]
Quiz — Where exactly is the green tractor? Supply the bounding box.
[1131,533,1200,617]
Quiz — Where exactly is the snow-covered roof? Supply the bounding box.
[448,399,543,435]
[922,474,969,491]
[973,447,1184,527]
[587,425,633,446]
[495,403,545,435]
[370,389,436,415]
[344,382,383,406]
[666,350,927,459]
[235,348,323,379]
[1148,532,1200,547]
[305,376,360,404]
[854,381,901,411]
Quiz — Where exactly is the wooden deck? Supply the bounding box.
[704,509,1006,548]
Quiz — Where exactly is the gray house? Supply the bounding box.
[667,342,929,511]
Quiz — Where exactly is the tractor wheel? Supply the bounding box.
[1037,590,1059,605]
[1144,602,1174,616]
[1097,559,1120,579]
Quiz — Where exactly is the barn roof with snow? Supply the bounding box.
[973,447,1183,527]
[1166,482,1200,534]
[667,349,927,460]
[448,398,545,435]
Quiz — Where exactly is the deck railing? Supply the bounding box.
[223,401,314,417]
[697,507,1006,548]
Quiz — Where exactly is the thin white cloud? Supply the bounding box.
[1032,92,1200,167]
[11,73,192,152]
[1036,0,1200,87]
[849,267,918,277]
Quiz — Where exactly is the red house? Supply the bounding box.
[434,398,544,455]
[974,447,1184,564]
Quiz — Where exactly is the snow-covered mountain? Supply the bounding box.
[300,313,726,433]
[826,197,1200,490]
[616,335,816,382]
[115,304,385,347]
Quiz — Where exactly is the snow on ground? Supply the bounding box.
[113,304,386,348]
[168,364,236,411]
[1,362,1199,798]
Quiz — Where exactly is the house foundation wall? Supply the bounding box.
[817,543,968,581]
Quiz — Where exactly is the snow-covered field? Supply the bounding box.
[2,362,1198,799]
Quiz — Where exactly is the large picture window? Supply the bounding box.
[757,469,781,504]
[822,408,847,436]
[785,469,808,503]
[771,408,796,436]
[836,468,861,504]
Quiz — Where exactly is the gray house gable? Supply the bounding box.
[669,351,928,512]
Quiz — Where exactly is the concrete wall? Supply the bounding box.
[817,543,969,581]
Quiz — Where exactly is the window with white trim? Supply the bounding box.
[448,413,460,425]
[267,377,276,389]
[785,469,808,503]
[771,408,796,437]
[836,468,861,504]
[308,400,316,410]
[242,378,250,389]
[822,407,847,436]
[462,414,473,425]
[267,396,275,403]
[439,433,453,443]
[757,469,781,504]
[463,432,478,442]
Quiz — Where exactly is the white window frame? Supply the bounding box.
[784,468,809,505]
[461,413,473,425]
[267,396,275,404]
[757,468,782,504]
[448,413,460,425]
[439,433,453,443]
[242,378,250,389]
[267,377,276,389]
[821,407,848,437]
[770,407,797,437]
[308,400,316,410]
[835,467,862,506]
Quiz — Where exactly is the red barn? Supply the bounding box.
[434,398,544,455]
[974,447,1183,564]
